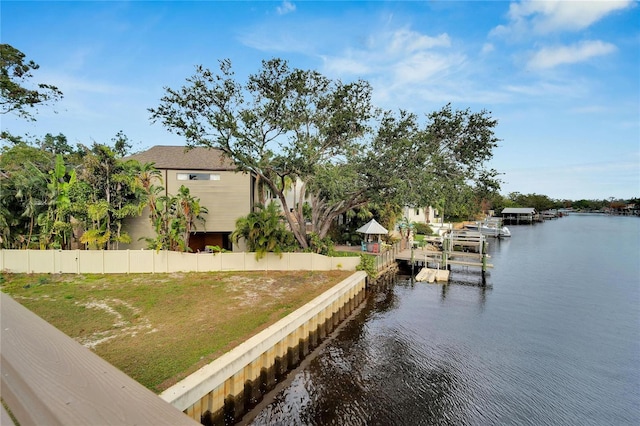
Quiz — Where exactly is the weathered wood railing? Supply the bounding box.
[0,292,199,426]
[443,231,492,271]
[375,241,401,272]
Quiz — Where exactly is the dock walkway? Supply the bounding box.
[396,230,493,282]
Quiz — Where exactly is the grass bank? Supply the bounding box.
[0,270,352,393]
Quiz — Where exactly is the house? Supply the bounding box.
[501,207,537,224]
[123,146,254,252]
[402,206,437,224]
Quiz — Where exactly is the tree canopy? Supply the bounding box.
[0,131,213,251]
[150,58,501,249]
[150,59,374,248]
[0,44,63,120]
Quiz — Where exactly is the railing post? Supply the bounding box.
[481,237,487,272]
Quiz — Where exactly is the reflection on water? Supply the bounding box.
[248,215,640,426]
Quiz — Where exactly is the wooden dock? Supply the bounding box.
[396,230,493,282]
[415,267,450,283]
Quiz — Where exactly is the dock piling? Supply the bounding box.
[396,230,493,282]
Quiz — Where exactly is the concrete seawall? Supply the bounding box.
[160,271,368,424]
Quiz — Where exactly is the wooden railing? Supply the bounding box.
[0,292,200,426]
[375,241,402,272]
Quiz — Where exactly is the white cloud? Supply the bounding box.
[240,30,311,53]
[321,55,372,75]
[481,43,495,54]
[501,79,589,104]
[569,105,607,114]
[309,26,484,110]
[527,40,617,69]
[498,156,640,199]
[565,159,639,174]
[392,51,465,85]
[493,0,635,36]
[322,28,455,77]
[276,1,296,16]
[387,28,451,53]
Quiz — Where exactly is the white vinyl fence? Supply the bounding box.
[0,250,361,274]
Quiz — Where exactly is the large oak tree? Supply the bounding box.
[150,58,501,249]
[150,58,376,249]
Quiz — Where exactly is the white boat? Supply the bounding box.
[464,220,511,238]
[497,225,511,238]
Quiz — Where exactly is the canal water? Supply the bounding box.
[247,214,639,425]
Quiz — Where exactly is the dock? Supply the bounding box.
[415,267,450,283]
[396,230,493,282]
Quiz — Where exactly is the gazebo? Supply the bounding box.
[356,219,388,253]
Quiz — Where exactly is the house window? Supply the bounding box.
[415,208,420,216]
[177,173,220,181]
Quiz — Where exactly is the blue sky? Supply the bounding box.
[2,0,638,200]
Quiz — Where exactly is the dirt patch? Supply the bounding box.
[75,298,153,349]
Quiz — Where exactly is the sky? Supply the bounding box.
[1,0,639,201]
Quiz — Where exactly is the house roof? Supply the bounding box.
[125,146,237,171]
[502,207,537,214]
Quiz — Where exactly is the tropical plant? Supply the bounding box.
[174,185,207,250]
[356,254,377,279]
[412,222,433,236]
[38,154,75,249]
[144,185,207,252]
[80,200,111,249]
[231,202,295,260]
[75,142,146,249]
[0,143,53,248]
[307,232,334,255]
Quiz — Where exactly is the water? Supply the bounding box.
[247,214,640,425]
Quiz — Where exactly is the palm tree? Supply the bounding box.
[80,201,110,249]
[174,185,207,251]
[13,163,48,248]
[143,185,207,252]
[77,145,150,249]
[232,202,295,259]
[134,162,163,222]
[38,154,74,249]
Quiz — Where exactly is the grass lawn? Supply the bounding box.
[0,270,352,393]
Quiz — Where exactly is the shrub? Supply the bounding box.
[356,254,377,279]
[413,222,433,235]
[308,233,334,255]
[205,245,227,254]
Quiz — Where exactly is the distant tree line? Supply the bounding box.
[484,192,638,215]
